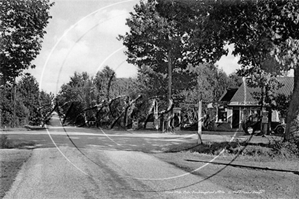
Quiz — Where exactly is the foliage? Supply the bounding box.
[119,0,246,109]
[118,0,218,104]
[0,0,54,84]
[118,1,188,69]
[0,84,13,127]
[183,0,298,140]
[273,94,291,119]
[188,137,298,159]
[56,67,142,128]
[57,72,92,124]
[17,73,40,125]
[39,90,54,124]
[228,73,243,88]
[0,134,8,149]
[0,82,30,127]
[0,74,53,127]
[94,66,116,101]
[195,0,298,71]
[180,64,236,104]
[0,0,54,128]
[0,134,35,149]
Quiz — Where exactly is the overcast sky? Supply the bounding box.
[27,0,241,94]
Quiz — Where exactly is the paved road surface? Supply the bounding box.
[4,146,251,199]
[3,113,253,198]
[1,112,247,152]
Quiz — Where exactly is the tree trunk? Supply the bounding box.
[284,65,299,142]
[197,100,203,144]
[0,105,1,128]
[160,99,174,132]
[13,79,16,127]
[41,103,58,127]
[63,102,74,125]
[260,86,264,133]
[144,99,156,129]
[167,50,172,101]
[267,107,272,135]
[106,72,115,101]
[167,50,173,131]
[110,95,141,129]
[0,88,2,128]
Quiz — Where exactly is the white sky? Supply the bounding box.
[27,0,241,94]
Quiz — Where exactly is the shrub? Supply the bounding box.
[0,134,35,149]
[0,134,9,148]
[260,130,298,158]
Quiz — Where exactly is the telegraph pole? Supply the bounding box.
[13,78,16,127]
[198,100,203,144]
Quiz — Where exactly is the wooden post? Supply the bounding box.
[262,110,268,135]
[197,100,203,144]
[0,100,2,128]
[13,79,16,128]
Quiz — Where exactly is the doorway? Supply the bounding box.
[232,109,240,128]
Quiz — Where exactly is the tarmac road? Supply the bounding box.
[3,146,251,199]
[2,113,254,199]
[1,111,247,152]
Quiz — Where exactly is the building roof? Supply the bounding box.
[228,77,294,106]
[276,77,294,96]
[229,81,258,106]
[219,88,238,102]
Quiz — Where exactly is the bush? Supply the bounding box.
[188,138,299,159]
[271,118,299,158]
[271,139,299,158]
[0,135,9,149]
[0,134,35,149]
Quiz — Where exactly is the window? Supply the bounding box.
[218,107,227,122]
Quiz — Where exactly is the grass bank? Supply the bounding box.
[0,149,32,198]
[0,134,34,198]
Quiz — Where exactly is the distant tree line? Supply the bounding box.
[56,65,241,129]
[0,0,54,128]
[56,66,140,128]
[0,74,53,127]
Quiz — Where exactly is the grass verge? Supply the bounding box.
[0,149,32,198]
[0,135,34,198]
[154,152,299,199]
[0,134,35,149]
[165,135,299,160]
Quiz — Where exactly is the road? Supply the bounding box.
[2,112,246,152]
[4,146,253,199]
[2,113,253,198]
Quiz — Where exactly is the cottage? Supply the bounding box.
[217,77,294,130]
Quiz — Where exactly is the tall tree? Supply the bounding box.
[176,0,298,140]
[214,0,298,140]
[17,73,40,125]
[0,0,54,127]
[0,0,54,84]
[118,0,204,102]
[57,72,93,125]
[94,66,116,101]
[57,67,141,128]
[228,72,243,88]
[0,73,53,127]
[181,64,232,104]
